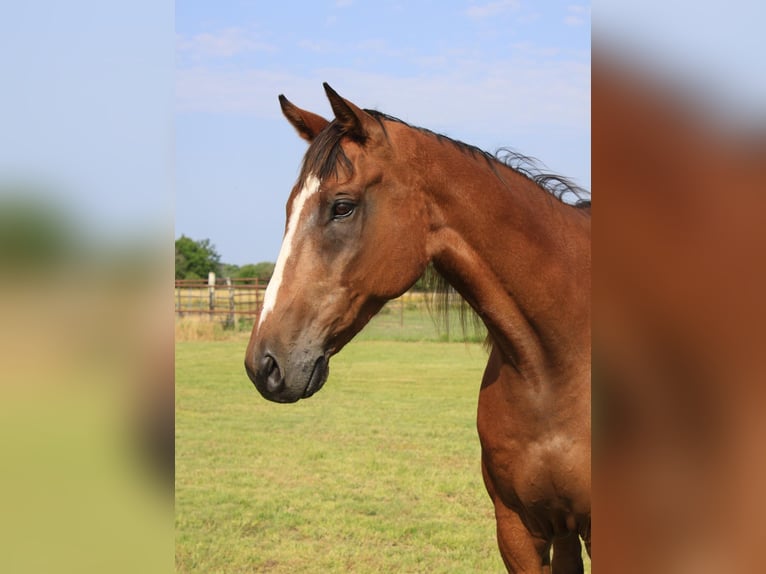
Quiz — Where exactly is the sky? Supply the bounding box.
[2,2,764,268]
[0,2,173,240]
[175,0,591,265]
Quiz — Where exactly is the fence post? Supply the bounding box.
[226,277,235,329]
[208,272,216,320]
[255,277,262,316]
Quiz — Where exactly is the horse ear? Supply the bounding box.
[279,95,329,142]
[323,83,380,143]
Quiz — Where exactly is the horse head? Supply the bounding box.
[245,84,430,403]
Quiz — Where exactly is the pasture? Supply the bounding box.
[175,318,590,572]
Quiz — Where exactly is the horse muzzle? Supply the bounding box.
[245,349,329,403]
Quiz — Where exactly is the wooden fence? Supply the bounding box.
[175,274,265,326]
[175,273,479,340]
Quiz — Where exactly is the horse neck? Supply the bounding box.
[412,137,591,382]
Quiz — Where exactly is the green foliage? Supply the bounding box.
[178,256,276,281]
[236,261,275,281]
[219,263,240,278]
[0,193,78,270]
[175,235,221,280]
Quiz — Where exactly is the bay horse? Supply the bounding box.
[245,84,591,573]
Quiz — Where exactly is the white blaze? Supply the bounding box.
[258,174,320,330]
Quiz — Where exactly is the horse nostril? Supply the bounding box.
[260,353,284,394]
[259,353,274,374]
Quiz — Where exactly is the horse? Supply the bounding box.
[592,54,766,572]
[245,84,591,573]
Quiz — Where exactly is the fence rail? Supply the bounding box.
[175,273,484,341]
[175,275,265,326]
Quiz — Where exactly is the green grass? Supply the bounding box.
[176,340,504,572]
[175,301,487,344]
[176,338,591,572]
[357,303,486,343]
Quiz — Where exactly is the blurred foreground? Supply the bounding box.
[593,10,766,573]
[0,191,173,573]
[1,5,173,571]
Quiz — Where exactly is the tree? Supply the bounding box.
[0,193,78,270]
[219,263,240,278]
[237,262,275,281]
[175,235,221,280]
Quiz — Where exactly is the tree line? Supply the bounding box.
[176,234,436,291]
[175,235,274,281]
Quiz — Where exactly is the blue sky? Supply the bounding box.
[175,0,591,265]
[0,2,173,239]
[3,2,764,268]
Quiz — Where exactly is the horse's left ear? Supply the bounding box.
[323,83,382,144]
[279,95,329,142]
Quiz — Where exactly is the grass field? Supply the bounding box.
[175,300,486,344]
[176,320,590,572]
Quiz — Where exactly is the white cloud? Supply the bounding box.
[298,39,335,53]
[465,0,521,19]
[176,57,590,137]
[564,5,590,27]
[176,67,329,118]
[176,27,274,60]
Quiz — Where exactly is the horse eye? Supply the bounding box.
[332,201,355,219]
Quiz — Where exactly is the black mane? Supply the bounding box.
[296,109,590,343]
[298,109,591,208]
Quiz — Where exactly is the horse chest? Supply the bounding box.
[483,429,580,499]
[477,388,590,523]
